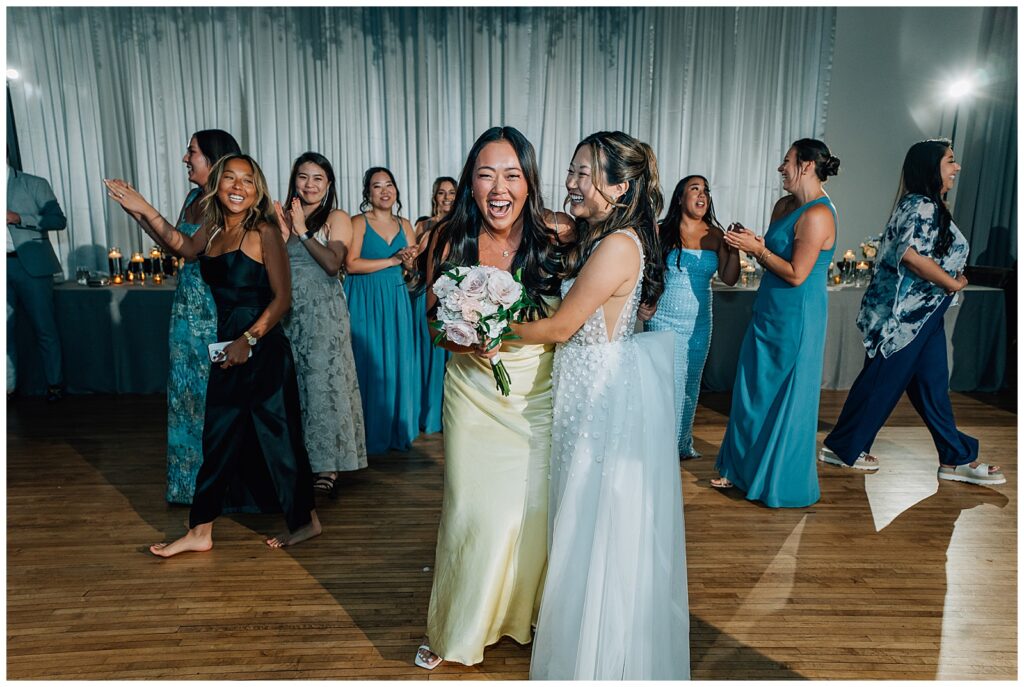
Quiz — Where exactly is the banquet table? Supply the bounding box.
[12,280,1008,396]
[13,280,176,395]
[702,283,1007,393]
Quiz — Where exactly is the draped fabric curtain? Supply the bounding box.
[7,7,835,274]
[955,6,1017,268]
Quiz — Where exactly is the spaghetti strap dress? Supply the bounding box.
[189,238,315,531]
[342,218,420,454]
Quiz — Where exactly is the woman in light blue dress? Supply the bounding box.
[343,167,421,454]
[712,139,840,508]
[644,175,739,459]
[411,177,457,434]
[106,130,241,503]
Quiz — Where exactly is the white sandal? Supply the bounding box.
[938,462,1006,486]
[818,448,879,471]
[414,643,442,670]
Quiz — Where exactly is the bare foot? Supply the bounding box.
[266,510,322,548]
[150,527,212,558]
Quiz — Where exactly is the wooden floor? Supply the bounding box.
[6,390,1017,680]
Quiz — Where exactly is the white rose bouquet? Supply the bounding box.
[431,265,535,397]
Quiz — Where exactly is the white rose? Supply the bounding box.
[461,266,489,299]
[486,269,522,307]
[436,304,458,324]
[432,273,457,299]
[445,320,479,347]
[486,318,507,340]
[443,289,464,312]
[461,298,483,324]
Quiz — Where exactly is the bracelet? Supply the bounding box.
[242,330,258,346]
[757,247,772,264]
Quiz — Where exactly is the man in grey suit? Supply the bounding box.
[7,165,66,401]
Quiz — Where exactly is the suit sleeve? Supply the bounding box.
[18,177,67,232]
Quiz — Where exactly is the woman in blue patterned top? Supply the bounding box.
[820,139,1004,486]
[105,130,243,504]
[643,175,739,460]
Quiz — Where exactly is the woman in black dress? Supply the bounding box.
[137,154,320,557]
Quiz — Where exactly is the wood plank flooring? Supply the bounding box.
[6,390,1017,679]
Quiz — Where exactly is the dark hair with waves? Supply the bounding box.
[560,131,664,307]
[359,166,403,216]
[658,175,723,270]
[430,176,459,218]
[898,138,955,258]
[791,138,841,181]
[430,126,561,315]
[286,151,337,237]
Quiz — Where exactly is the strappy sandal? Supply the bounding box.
[414,643,442,670]
[710,477,734,489]
[313,474,338,499]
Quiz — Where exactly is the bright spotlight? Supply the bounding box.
[947,77,974,101]
[6,69,19,80]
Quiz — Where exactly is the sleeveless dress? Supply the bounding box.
[165,188,217,504]
[189,243,315,531]
[645,247,719,458]
[530,231,690,681]
[412,289,449,434]
[412,218,449,434]
[715,197,837,508]
[425,303,557,666]
[342,219,420,454]
[282,232,367,474]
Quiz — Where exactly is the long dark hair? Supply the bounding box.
[560,131,664,307]
[430,176,458,218]
[658,175,723,270]
[430,126,561,313]
[286,151,337,236]
[791,138,841,181]
[359,166,403,216]
[898,138,955,258]
[192,129,241,169]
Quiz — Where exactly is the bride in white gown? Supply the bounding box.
[511,131,689,680]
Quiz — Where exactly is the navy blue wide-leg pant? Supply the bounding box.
[823,295,978,467]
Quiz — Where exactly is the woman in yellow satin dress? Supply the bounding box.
[416,126,571,668]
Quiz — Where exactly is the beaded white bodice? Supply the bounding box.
[560,230,645,346]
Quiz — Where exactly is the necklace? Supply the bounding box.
[481,225,519,259]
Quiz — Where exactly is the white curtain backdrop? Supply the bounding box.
[7,7,835,274]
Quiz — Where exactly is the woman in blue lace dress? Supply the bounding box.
[820,138,1003,486]
[278,152,367,499]
[643,175,739,460]
[343,167,420,454]
[711,139,840,508]
[105,129,241,504]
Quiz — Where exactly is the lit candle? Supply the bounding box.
[107,247,123,277]
[112,274,123,285]
[856,261,869,270]
[148,246,162,275]
[843,249,856,261]
[126,270,134,283]
[129,251,145,280]
[153,273,163,285]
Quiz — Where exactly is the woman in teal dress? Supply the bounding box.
[644,175,739,460]
[711,139,840,508]
[343,167,420,454]
[411,177,457,434]
[105,129,241,503]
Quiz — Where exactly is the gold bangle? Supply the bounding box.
[757,247,771,264]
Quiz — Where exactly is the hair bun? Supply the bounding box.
[824,155,841,177]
